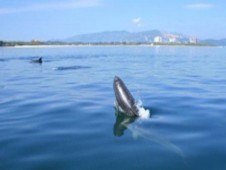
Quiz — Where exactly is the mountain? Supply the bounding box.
[65,30,163,43]
[63,30,226,45]
[200,39,226,46]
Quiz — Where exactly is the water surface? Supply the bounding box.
[1,46,226,170]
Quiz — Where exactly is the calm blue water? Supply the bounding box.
[1,46,226,170]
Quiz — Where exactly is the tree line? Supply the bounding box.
[0,40,212,47]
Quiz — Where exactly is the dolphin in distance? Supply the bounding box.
[31,57,42,64]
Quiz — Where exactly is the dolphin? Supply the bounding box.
[113,76,139,117]
[31,57,42,64]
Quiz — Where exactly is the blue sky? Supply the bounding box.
[0,0,225,41]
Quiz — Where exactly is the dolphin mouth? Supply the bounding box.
[114,76,120,83]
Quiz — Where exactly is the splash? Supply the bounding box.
[114,99,150,119]
[136,100,150,119]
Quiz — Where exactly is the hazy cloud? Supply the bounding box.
[132,17,143,27]
[185,3,214,9]
[0,0,102,15]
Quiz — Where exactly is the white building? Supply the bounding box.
[189,37,198,44]
[154,36,162,43]
[169,37,177,43]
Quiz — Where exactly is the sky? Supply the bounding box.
[0,0,226,41]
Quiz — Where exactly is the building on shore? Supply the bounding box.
[154,36,162,43]
[169,37,177,43]
[165,33,181,43]
[189,37,198,44]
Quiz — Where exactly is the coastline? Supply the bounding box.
[1,44,220,48]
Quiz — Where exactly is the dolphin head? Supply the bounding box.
[113,76,139,117]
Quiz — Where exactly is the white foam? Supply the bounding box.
[136,100,150,119]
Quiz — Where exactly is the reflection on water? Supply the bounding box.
[113,109,184,158]
[127,123,185,159]
[113,110,137,136]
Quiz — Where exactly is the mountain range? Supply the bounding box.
[63,30,226,45]
[65,30,162,43]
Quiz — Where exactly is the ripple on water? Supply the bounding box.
[1,47,226,170]
[53,65,91,71]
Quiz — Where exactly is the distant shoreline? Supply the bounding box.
[1,44,220,48]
